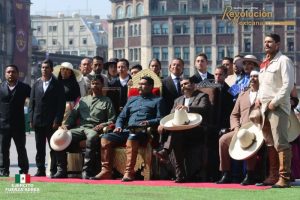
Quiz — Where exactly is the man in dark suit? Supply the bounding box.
[162,58,184,114]
[156,77,210,182]
[0,65,31,177]
[191,53,214,84]
[29,59,66,177]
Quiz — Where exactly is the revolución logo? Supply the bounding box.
[4,174,40,193]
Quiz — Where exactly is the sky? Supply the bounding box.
[30,0,112,19]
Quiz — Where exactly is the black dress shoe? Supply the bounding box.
[0,170,9,177]
[216,172,231,184]
[175,177,186,183]
[240,173,256,186]
[34,170,46,177]
[82,171,91,179]
[51,171,67,179]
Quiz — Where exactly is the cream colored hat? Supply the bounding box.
[50,129,72,151]
[160,109,202,131]
[229,122,264,160]
[236,55,261,67]
[288,112,300,142]
[53,62,82,81]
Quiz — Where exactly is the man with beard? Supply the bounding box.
[257,33,294,188]
[91,76,164,182]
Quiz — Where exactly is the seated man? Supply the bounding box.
[155,77,210,182]
[92,76,165,181]
[53,75,116,179]
[216,70,260,185]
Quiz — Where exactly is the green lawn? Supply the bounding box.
[0,178,300,200]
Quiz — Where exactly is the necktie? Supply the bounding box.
[176,77,181,94]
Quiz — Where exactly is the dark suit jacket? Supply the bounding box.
[171,91,210,126]
[162,76,181,114]
[0,81,31,131]
[109,75,132,109]
[191,71,214,84]
[29,76,66,127]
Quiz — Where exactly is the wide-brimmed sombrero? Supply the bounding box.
[50,129,72,151]
[160,109,202,131]
[229,122,264,160]
[235,55,261,67]
[53,62,82,81]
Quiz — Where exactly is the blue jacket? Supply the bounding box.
[115,94,165,128]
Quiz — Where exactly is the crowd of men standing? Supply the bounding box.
[0,33,298,188]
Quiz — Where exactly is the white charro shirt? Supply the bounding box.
[258,51,294,115]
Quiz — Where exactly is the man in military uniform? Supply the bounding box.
[91,76,165,181]
[54,75,116,179]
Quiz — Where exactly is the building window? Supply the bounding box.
[37,26,42,32]
[174,47,181,58]
[38,39,46,45]
[195,21,203,34]
[71,51,78,56]
[217,46,225,61]
[244,38,251,52]
[226,22,233,33]
[243,25,252,32]
[287,38,294,52]
[116,6,124,19]
[69,39,73,46]
[174,21,189,35]
[159,1,167,13]
[179,1,187,14]
[195,47,203,55]
[217,21,225,34]
[88,51,94,56]
[52,39,57,45]
[287,25,294,31]
[265,25,273,32]
[226,46,234,58]
[223,0,231,8]
[129,24,140,36]
[115,49,125,58]
[49,25,57,32]
[204,21,211,34]
[202,0,209,12]
[162,23,168,34]
[184,68,190,77]
[183,47,189,61]
[82,38,87,45]
[63,51,71,55]
[152,47,160,59]
[153,23,161,35]
[162,47,168,61]
[126,5,132,18]
[136,3,144,17]
[205,46,212,60]
[286,3,295,19]
[68,25,74,32]
[114,26,125,38]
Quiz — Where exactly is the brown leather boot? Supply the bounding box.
[91,138,114,180]
[122,140,139,182]
[257,146,279,186]
[272,149,292,188]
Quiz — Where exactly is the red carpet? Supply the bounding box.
[28,177,270,190]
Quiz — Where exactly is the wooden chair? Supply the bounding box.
[108,69,162,180]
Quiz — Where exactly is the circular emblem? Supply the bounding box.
[16,30,27,52]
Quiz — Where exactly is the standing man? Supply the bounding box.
[222,57,234,76]
[88,56,108,87]
[191,53,214,84]
[258,33,294,188]
[162,58,185,114]
[0,65,31,176]
[78,57,92,97]
[29,59,66,177]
